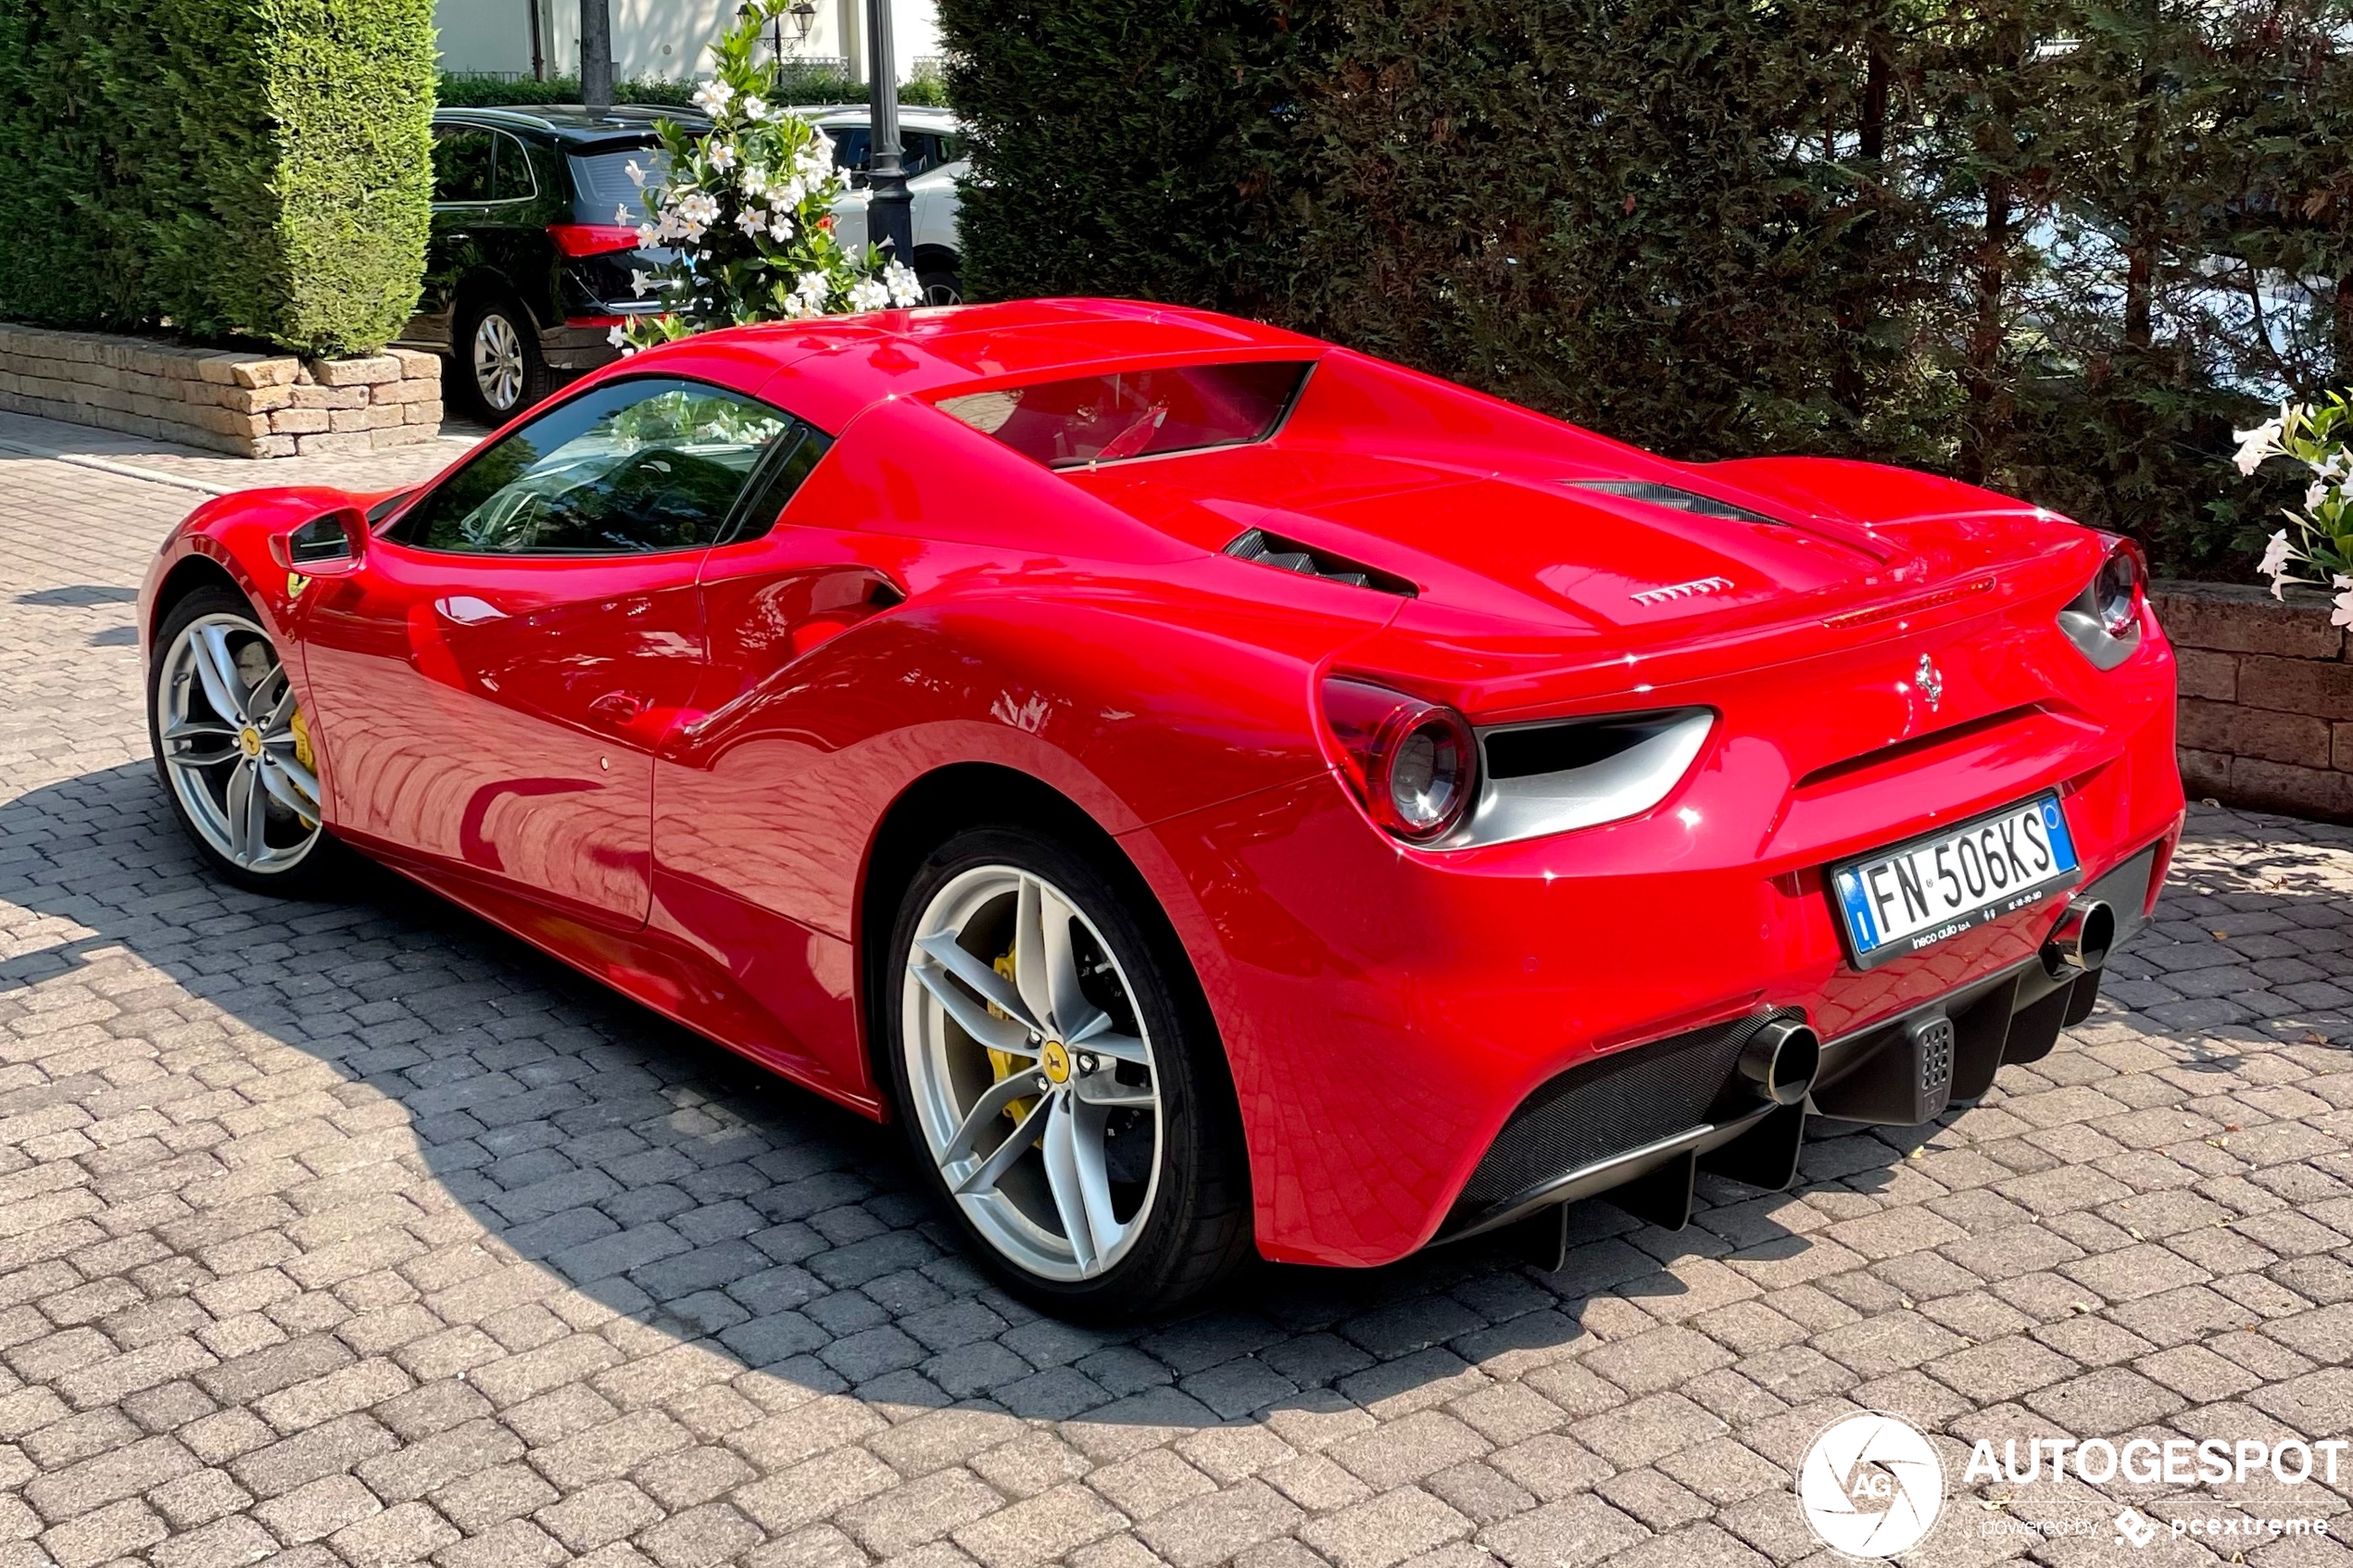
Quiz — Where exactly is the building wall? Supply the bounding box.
[435,0,939,82]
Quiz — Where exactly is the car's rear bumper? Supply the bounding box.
[1431,836,2163,1249]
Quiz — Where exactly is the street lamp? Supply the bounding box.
[864,0,913,265]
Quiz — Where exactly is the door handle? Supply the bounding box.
[589,691,647,723]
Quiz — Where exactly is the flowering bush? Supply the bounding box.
[2238,393,2353,626]
[615,0,920,354]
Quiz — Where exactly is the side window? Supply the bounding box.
[490,132,537,201]
[390,378,806,556]
[828,125,872,179]
[727,422,835,541]
[432,127,495,203]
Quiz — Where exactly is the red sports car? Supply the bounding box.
[141,299,2183,1316]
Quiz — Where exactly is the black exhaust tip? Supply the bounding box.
[1739,1017,1820,1107]
[2041,897,2116,978]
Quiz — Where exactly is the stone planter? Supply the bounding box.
[0,322,443,458]
[2155,579,2353,822]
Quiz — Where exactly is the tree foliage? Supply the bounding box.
[0,0,436,357]
[940,0,2353,573]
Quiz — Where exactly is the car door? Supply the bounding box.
[296,375,805,928]
[648,411,910,1095]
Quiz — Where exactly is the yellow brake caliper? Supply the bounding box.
[288,707,318,825]
[987,946,1034,1124]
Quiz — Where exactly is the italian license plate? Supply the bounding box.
[1831,794,2080,970]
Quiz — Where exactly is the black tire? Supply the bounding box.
[451,294,551,423]
[918,268,963,306]
[147,584,348,898]
[884,824,1252,1320]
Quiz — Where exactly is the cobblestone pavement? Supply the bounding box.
[4,442,2353,1568]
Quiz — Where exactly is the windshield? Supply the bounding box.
[936,362,1313,470]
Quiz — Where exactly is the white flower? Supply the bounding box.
[625,159,648,187]
[708,141,737,172]
[881,258,924,307]
[742,165,770,198]
[607,325,629,347]
[2233,412,2285,476]
[2260,529,2298,597]
[767,214,795,243]
[614,203,633,227]
[849,277,890,312]
[2309,480,2334,513]
[2335,583,2353,630]
[690,79,736,118]
[740,95,771,121]
[736,207,768,234]
[635,223,659,249]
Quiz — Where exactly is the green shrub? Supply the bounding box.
[438,56,920,110]
[939,0,2353,575]
[0,0,435,357]
[437,71,699,108]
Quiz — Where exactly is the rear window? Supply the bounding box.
[936,362,1312,470]
[570,146,671,223]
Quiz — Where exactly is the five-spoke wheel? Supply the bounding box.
[887,826,1250,1316]
[148,586,334,893]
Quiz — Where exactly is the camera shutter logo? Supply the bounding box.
[1797,1411,1945,1557]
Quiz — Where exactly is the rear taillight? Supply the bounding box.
[1320,677,1478,843]
[547,223,640,257]
[2093,538,2146,636]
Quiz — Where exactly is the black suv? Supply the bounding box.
[399,107,703,422]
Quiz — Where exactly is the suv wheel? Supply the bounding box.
[455,296,550,422]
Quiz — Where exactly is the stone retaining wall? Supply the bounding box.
[2157,579,2353,822]
[0,322,443,458]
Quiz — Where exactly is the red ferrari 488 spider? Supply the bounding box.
[142,299,2183,1315]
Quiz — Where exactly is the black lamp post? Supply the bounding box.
[864,0,913,264]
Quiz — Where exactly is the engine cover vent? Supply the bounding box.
[1225,528,1417,597]
[1567,479,1779,525]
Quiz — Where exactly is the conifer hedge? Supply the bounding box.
[939,0,2353,572]
[0,0,436,358]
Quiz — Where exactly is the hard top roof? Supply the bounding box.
[631,298,1327,433]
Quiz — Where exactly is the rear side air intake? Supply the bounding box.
[1225,529,1417,597]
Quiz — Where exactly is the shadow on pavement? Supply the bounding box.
[0,760,1850,1432]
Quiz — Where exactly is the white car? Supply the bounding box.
[797,104,968,304]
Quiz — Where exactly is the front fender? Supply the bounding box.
[142,486,359,659]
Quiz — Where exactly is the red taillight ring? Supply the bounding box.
[1320,677,1479,843]
[2095,538,2146,637]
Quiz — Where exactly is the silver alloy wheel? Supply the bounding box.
[923,279,963,307]
[472,311,526,412]
[157,612,323,875]
[902,865,1163,1281]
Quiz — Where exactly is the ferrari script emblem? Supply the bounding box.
[1914,655,1944,712]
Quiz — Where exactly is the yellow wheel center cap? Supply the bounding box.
[1039,1040,1072,1085]
[238,728,262,759]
